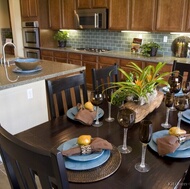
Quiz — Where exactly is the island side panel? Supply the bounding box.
[0,80,48,134]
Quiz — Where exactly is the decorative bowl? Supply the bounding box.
[14,58,40,70]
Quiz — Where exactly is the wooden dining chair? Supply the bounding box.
[92,64,119,92]
[172,60,190,82]
[46,71,88,119]
[0,125,69,189]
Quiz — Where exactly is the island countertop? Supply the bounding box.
[0,60,86,90]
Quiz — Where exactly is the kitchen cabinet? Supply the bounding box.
[98,56,119,68]
[41,50,54,61]
[109,0,130,30]
[130,0,156,31]
[53,51,68,63]
[82,54,98,89]
[76,0,108,9]
[20,0,38,19]
[48,0,75,29]
[68,52,82,65]
[185,1,190,31]
[155,0,188,32]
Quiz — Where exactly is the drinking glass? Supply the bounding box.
[182,81,190,95]
[104,88,115,122]
[90,90,104,127]
[117,108,136,154]
[168,71,181,111]
[174,95,189,128]
[161,92,174,128]
[135,120,153,173]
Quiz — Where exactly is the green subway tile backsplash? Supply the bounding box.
[66,30,190,57]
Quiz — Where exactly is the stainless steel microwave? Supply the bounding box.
[74,8,108,29]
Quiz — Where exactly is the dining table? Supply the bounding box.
[15,100,190,189]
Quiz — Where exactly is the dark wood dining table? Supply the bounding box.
[15,101,190,189]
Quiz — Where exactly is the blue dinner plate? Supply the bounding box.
[67,106,104,121]
[152,130,190,151]
[148,138,190,158]
[63,150,110,170]
[182,110,190,120]
[57,138,104,162]
[13,65,42,73]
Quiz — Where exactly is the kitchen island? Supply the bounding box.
[0,60,85,134]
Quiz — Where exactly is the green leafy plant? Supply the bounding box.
[108,62,170,106]
[53,30,69,41]
[140,42,161,57]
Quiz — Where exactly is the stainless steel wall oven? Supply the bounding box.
[22,21,41,59]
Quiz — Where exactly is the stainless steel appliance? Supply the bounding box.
[75,48,110,53]
[22,21,41,59]
[74,9,108,29]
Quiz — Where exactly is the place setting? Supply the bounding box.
[57,135,121,183]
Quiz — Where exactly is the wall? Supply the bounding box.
[64,30,190,57]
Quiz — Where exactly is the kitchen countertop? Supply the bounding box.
[40,46,190,64]
[0,60,86,90]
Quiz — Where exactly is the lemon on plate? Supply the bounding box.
[77,135,92,145]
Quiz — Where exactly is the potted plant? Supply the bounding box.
[140,42,161,57]
[107,62,170,106]
[53,30,69,48]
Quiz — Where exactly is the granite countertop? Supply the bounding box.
[40,46,190,64]
[0,60,85,90]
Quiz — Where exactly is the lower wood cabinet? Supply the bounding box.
[41,50,54,61]
[68,52,82,65]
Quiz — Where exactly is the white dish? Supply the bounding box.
[57,138,104,162]
[152,130,190,151]
[13,65,42,73]
[67,106,104,121]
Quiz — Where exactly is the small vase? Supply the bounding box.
[149,47,158,57]
[58,40,67,48]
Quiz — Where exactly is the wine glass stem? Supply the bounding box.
[108,102,112,118]
[140,143,147,168]
[123,128,128,150]
[177,111,182,128]
[95,106,99,124]
[165,107,170,124]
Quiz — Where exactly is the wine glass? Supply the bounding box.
[135,119,153,173]
[168,71,181,111]
[182,81,190,95]
[174,95,189,128]
[90,90,104,127]
[117,108,136,154]
[104,88,115,122]
[161,92,174,128]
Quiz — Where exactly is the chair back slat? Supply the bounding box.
[92,64,119,92]
[0,125,69,189]
[46,71,88,119]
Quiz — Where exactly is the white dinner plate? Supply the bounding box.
[152,130,190,151]
[148,138,190,158]
[67,106,104,121]
[13,65,42,73]
[57,138,104,162]
[62,150,110,170]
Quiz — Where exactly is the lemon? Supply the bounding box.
[169,127,186,136]
[84,101,94,111]
[77,135,92,145]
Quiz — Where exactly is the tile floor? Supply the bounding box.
[0,162,11,189]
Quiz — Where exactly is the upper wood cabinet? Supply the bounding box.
[76,0,108,9]
[130,0,156,31]
[48,0,75,29]
[155,0,188,32]
[185,0,190,31]
[20,0,38,19]
[109,0,130,30]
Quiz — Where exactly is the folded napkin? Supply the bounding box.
[74,109,96,125]
[62,137,113,157]
[157,134,190,156]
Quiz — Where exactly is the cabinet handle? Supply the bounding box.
[95,13,99,28]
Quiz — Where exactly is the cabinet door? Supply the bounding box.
[109,0,130,30]
[156,0,188,32]
[48,0,62,29]
[20,0,38,18]
[68,53,82,65]
[98,56,119,68]
[92,0,108,8]
[185,1,190,31]
[76,0,91,9]
[41,50,54,61]
[130,0,156,31]
[54,51,68,63]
